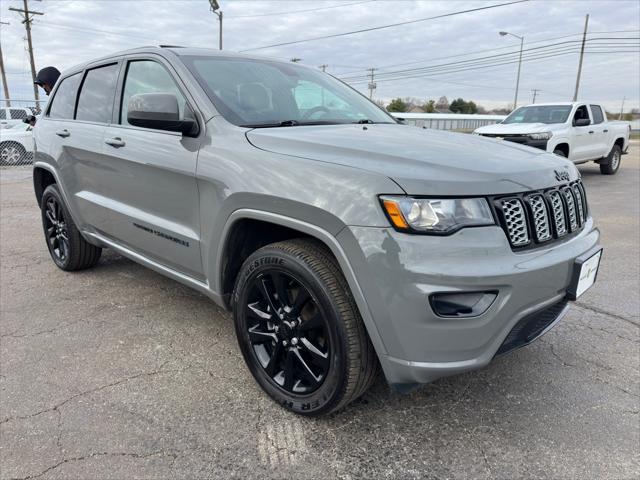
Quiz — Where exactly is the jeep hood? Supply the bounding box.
[246,124,577,196]
[475,122,561,135]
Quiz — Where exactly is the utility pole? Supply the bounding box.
[290,58,302,63]
[531,89,541,104]
[208,0,223,50]
[573,14,589,102]
[10,0,43,110]
[0,21,10,107]
[619,96,626,120]
[318,64,328,72]
[499,31,524,110]
[367,68,377,100]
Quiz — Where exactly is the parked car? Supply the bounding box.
[474,102,630,174]
[0,107,33,129]
[0,123,34,165]
[32,47,602,415]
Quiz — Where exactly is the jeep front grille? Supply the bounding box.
[501,199,530,246]
[528,194,552,242]
[494,180,588,249]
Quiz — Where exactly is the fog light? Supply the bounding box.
[430,291,497,318]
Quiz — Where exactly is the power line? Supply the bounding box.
[239,0,529,52]
[34,20,159,42]
[339,38,639,81]
[336,29,640,75]
[227,1,375,18]
[344,49,638,86]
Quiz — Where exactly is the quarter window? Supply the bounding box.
[590,105,604,124]
[120,60,189,126]
[48,73,81,120]
[76,63,120,123]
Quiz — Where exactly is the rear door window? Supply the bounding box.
[48,73,81,119]
[76,63,120,124]
[590,105,604,124]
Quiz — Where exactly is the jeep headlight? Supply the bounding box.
[529,132,552,140]
[380,196,495,234]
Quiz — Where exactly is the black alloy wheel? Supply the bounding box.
[43,195,70,264]
[40,184,102,271]
[233,239,377,416]
[244,269,330,394]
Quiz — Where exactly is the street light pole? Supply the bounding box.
[209,0,222,50]
[499,31,524,111]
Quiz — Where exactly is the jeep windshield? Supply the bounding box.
[502,105,572,125]
[181,55,396,128]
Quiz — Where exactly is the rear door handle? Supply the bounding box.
[588,130,594,134]
[603,129,608,133]
[105,137,125,148]
[55,129,70,138]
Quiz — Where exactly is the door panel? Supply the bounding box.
[88,58,204,279]
[570,105,596,161]
[588,105,609,157]
[95,127,203,279]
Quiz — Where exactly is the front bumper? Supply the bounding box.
[339,220,600,385]
[479,134,548,151]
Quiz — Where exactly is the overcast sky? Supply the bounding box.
[1,0,638,112]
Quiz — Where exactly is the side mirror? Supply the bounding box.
[127,93,196,135]
[574,118,590,127]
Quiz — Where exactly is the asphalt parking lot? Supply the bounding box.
[1,146,638,480]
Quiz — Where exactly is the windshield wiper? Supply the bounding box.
[353,119,375,124]
[241,120,347,128]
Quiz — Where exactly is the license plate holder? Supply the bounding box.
[567,248,602,300]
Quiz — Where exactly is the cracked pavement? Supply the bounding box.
[1,146,638,479]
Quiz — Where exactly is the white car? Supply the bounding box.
[474,102,631,175]
[0,107,33,129]
[0,123,34,165]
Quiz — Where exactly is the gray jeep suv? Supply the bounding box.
[33,47,602,415]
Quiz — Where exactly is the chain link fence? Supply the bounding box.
[1,100,39,167]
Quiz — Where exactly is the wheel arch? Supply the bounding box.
[33,164,57,207]
[553,142,570,157]
[215,209,388,358]
[613,137,625,150]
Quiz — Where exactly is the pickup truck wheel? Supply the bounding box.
[600,145,621,175]
[232,239,377,416]
[41,184,102,271]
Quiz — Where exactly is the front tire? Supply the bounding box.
[41,184,102,271]
[0,142,26,165]
[600,144,621,175]
[232,239,377,416]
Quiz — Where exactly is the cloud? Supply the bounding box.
[1,0,638,111]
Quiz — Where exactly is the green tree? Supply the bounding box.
[450,98,478,114]
[386,98,409,112]
[423,99,436,113]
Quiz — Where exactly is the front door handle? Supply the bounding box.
[55,129,70,138]
[588,130,594,134]
[105,137,125,148]
[603,129,608,133]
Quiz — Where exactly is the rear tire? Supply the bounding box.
[600,144,621,175]
[41,184,102,271]
[232,239,377,416]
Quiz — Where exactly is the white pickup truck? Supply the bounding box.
[474,102,631,175]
